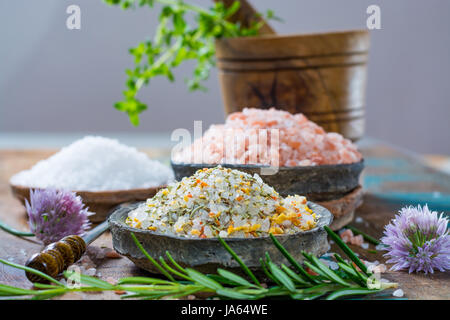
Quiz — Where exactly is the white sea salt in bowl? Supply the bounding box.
[10,136,174,222]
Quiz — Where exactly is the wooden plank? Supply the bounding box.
[0,142,449,300]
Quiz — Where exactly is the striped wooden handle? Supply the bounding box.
[25,235,86,283]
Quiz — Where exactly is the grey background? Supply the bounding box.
[0,0,449,154]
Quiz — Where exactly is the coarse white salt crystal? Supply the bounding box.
[376,244,387,251]
[393,289,404,297]
[355,217,364,223]
[10,136,174,191]
[85,268,96,276]
[361,242,369,249]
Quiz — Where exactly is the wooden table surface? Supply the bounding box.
[0,139,449,300]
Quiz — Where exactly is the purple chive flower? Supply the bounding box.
[381,204,449,274]
[26,189,92,245]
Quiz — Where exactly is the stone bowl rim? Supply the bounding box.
[170,159,364,172]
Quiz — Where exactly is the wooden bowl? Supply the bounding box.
[10,184,166,223]
[108,202,332,275]
[171,160,364,201]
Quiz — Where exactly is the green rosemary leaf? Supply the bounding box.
[349,262,369,285]
[206,274,239,286]
[304,253,350,287]
[117,277,174,285]
[266,260,296,292]
[0,258,63,286]
[337,263,366,287]
[159,256,192,281]
[324,226,369,275]
[165,251,188,274]
[269,233,317,284]
[303,261,327,280]
[259,258,279,285]
[0,220,34,237]
[217,269,256,288]
[0,283,38,296]
[130,232,175,281]
[185,268,222,291]
[280,264,309,286]
[216,288,254,300]
[326,288,380,300]
[218,236,260,286]
[65,272,115,290]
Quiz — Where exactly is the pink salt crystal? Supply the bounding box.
[350,234,364,246]
[105,249,122,259]
[173,108,362,166]
[106,277,116,285]
[340,229,354,243]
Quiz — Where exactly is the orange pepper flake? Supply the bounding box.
[114,290,126,295]
[276,206,286,213]
[236,196,243,201]
[306,267,318,276]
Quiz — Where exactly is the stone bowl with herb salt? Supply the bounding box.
[108,166,333,275]
[10,136,174,222]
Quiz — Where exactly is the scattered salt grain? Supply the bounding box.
[393,289,404,297]
[361,242,369,250]
[106,277,116,285]
[85,268,97,276]
[350,234,364,246]
[10,136,174,191]
[376,244,387,251]
[355,217,364,224]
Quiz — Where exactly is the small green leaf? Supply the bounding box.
[218,237,260,286]
[326,288,380,300]
[217,269,255,288]
[185,268,223,291]
[216,288,254,300]
[267,260,296,292]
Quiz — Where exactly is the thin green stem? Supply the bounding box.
[130,233,175,281]
[0,258,63,286]
[0,220,34,237]
[218,236,260,287]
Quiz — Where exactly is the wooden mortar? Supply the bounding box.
[215,30,370,141]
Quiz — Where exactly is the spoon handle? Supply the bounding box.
[25,221,109,284]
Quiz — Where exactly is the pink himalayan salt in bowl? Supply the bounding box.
[172,108,362,167]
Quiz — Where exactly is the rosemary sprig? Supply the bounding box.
[103,0,278,125]
[0,227,397,300]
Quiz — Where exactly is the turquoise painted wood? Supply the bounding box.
[359,139,450,213]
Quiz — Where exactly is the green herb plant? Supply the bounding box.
[0,226,397,300]
[103,0,279,126]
